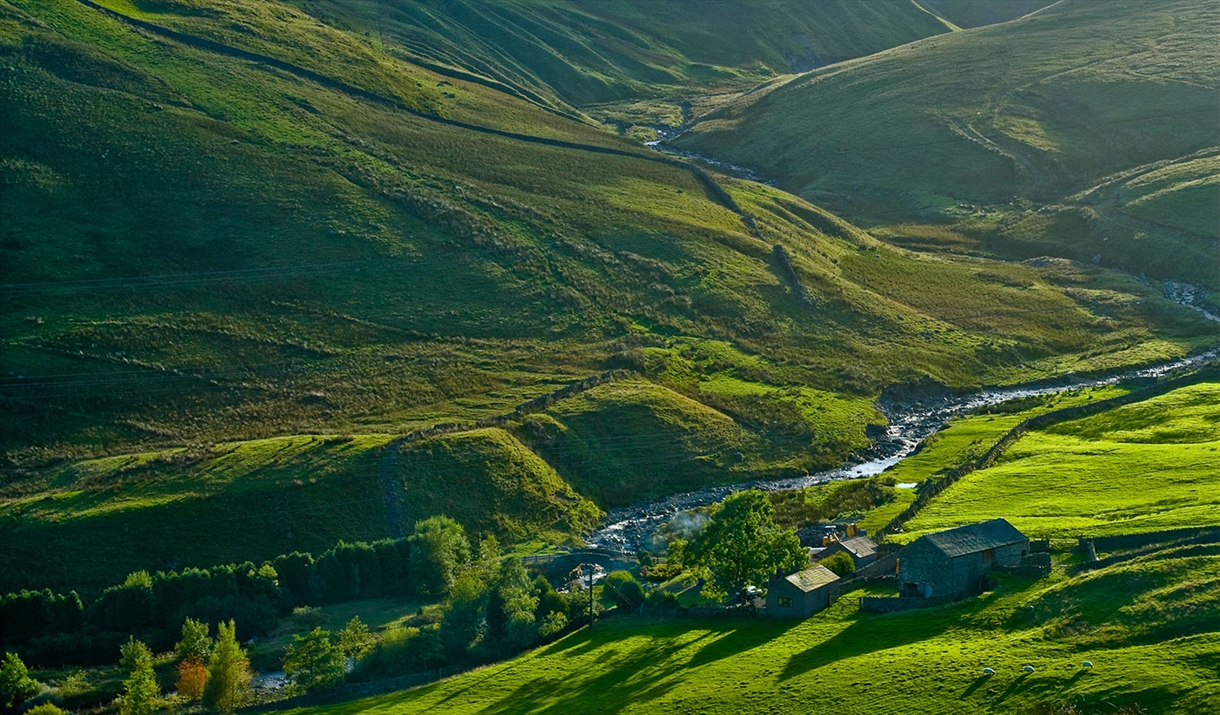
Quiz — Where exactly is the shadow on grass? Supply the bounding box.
[437,617,796,714]
[963,674,992,697]
[781,592,1008,681]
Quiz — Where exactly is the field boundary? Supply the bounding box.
[875,364,1219,540]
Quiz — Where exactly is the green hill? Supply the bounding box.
[1,0,1217,594]
[280,545,1220,714]
[287,0,1052,113]
[676,0,1220,287]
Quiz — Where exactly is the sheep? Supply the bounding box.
[982,668,996,676]
[1082,661,1094,669]
[1022,665,1035,674]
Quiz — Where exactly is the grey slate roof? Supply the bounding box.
[784,564,841,592]
[920,518,1027,557]
[837,536,878,559]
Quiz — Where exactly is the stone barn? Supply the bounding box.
[766,564,841,618]
[818,535,878,569]
[897,518,1029,599]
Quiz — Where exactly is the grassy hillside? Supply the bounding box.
[0,434,395,593]
[902,380,1220,540]
[280,546,1220,714]
[287,0,1002,113]
[676,0,1220,287]
[2,0,1217,595]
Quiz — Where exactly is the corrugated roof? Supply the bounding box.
[784,564,840,592]
[921,518,1027,557]
[839,536,878,559]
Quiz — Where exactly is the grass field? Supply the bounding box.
[902,381,1220,540]
[277,544,1220,714]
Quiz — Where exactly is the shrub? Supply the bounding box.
[0,652,40,711]
[25,704,65,715]
[820,551,856,577]
[175,657,208,702]
[603,571,644,610]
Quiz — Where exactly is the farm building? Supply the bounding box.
[818,535,878,568]
[766,564,841,618]
[897,518,1029,599]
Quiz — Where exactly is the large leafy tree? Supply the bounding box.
[686,490,807,602]
[410,516,471,598]
[283,628,346,693]
[202,621,251,714]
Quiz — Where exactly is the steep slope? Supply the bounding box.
[289,0,1043,112]
[676,0,1220,286]
[1,0,1217,592]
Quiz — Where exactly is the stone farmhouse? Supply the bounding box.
[766,564,841,618]
[897,518,1029,599]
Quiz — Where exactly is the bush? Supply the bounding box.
[646,589,681,610]
[602,571,644,610]
[537,612,567,639]
[820,551,856,577]
[641,562,683,583]
[25,704,66,715]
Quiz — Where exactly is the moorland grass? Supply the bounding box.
[678,0,1220,287]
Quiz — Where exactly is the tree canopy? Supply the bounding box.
[686,490,807,601]
[410,516,471,598]
[283,628,346,693]
[202,621,251,714]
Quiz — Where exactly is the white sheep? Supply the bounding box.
[982,668,996,676]
[1082,661,1093,669]
[1023,665,1035,674]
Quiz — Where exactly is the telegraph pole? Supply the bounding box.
[587,563,595,628]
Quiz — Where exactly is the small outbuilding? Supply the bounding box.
[818,535,878,568]
[897,518,1029,599]
[766,564,841,618]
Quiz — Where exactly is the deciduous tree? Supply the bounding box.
[175,618,212,663]
[0,652,40,713]
[283,628,346,693]
[175,657,208,703]
[409,516,471,598]
[686,490,807,602]
[117,640,159,715]
[202,621,250,714]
